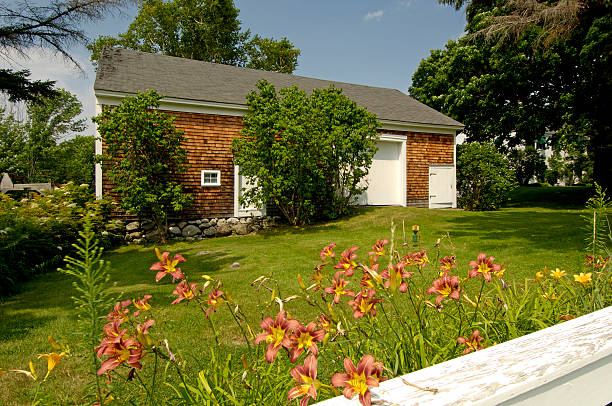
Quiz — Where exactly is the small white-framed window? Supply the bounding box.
[201,170,221,186]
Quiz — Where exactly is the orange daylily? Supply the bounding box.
[331,354,384,406]
[150,248,185,282]
[254,311,300,363]
[288,354,320,406]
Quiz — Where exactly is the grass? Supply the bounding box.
[0,186,593,404]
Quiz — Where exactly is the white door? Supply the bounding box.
[359,140,405,206]
[234,166,265,217]
[429,165,455,208]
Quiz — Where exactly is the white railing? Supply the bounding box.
[316,305,612,405]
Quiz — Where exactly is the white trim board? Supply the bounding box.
[95,91,463,135]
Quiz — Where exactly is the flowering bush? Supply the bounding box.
[85,225,611,405]
[0,182,115,296]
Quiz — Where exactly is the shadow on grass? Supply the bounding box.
[506,186,592,210]
[447,209,583,252]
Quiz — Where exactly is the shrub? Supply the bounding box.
[457,142,518,210]
[232,80,379,225]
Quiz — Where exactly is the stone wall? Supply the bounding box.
[123,215,278,243]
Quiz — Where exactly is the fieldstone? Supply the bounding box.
[126,221,140,232]
[209,218,217,226]
[178,221,187,229]
[168,226,182,236]
[195,251,210,256]
[145,230,161,241]
[245,217,253,224]
[233,223,249,235]
[142,221,155,231]
[217,218,227,225]
[188,220,199,225]
[215,223,232,237]
[227,217,239,225]
[182,224,201,237]
[198,223,209,230]
[133,238,144,244]
[128,231,141,239]
[204,227,216,236]
[201,219,210,226]
[230,262,240,269]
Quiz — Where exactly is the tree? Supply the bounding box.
[88,0,301,73]
[232,80,379,225]
[432,0,612,189]
[0,89,88,183]
[51,136,96,187]
[24,89,86,182]
[93,90,191,242]
[0,0,131,101]
[506,146,547,185]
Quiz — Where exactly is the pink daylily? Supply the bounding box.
[324,276,354,304]
[334,247,359,277]
[426,275,461,305]
[468,253,502,282]
[254,311,300,363]
[331,354,384,406]
[150,248,185,282]
[348,289,381,319]
[289,322,325,363]
[171,281,199,305]
[288,354,320,406]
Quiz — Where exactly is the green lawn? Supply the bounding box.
[0,186,592,404]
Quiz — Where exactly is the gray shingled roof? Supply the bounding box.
[94,48,462,128]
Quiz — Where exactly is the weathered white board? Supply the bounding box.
[315,306,612,405]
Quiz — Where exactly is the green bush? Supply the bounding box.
[457,142,518,210]
[0,183,114,297]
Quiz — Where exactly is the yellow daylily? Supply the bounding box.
[38,352,66,380]
[550,268,566,279]
[574,272,592,287]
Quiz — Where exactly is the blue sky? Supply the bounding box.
[1,0,466,134]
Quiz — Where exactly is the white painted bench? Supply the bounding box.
[316,305,612,405]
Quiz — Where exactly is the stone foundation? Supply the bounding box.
[123,216,278,243]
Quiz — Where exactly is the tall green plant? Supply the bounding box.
[94,90,192,242]
[583,183,612,257]
[58,222,116,403]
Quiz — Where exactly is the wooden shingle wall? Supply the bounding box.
[102,110,455,218]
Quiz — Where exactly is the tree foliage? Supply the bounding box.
[456,142,518,210]
[0,69,57,103]
[506,146,546,185]
[232,80,379,225]
[0,89,91,185]
[88,0,300,73]
[419,0,612,189]
[93,90,191,242]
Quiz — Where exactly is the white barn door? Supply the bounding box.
[429,165,456,208]
[358,135,406,206]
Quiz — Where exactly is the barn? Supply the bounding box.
[94,48,463,219]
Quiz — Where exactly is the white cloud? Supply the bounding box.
[398,0,413,8]
[363,9,384,22]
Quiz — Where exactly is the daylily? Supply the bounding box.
[360,264,379,289]
[0,368,6,377]
[402,250,428,268]
[331,354,383,406]
[135,319,155,348]
[348,289,381,319]
[205,283,224,318]
[468,253,502,282]
[10,361,37,381]
[289,322,325,362]
[288,354,320,406]
[319,243,336,262]
[171,281,199,305]
[311,265,325,291]
[101,318,127,344]
[457,330,484,354]
[439,255,456,275]
[106,300,131,322]
[97,336,143,375]
[334,246,359,277]
[38,352,66,380]
[254,311,300,363]
[426,275,461,305]
[150,248,185,282]
[574,272,592,287]
[133,295,152,316]
[381,262,412,293]
[550,268,566,279]
[368,239,388,259]
[586,254,610,269]
[535,270,545,281]
[324,276,354,304]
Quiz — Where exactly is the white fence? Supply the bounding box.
[316,305,612,405]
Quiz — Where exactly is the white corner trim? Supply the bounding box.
[94,90,464,134]
[94,102,103,199]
